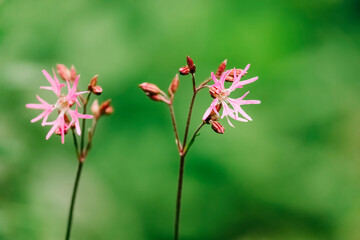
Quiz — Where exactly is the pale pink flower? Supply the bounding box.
[26,69,93,143]
[202,65,261,127]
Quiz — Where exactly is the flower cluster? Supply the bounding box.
[26,64,112,144]
[139,57,261,135]
[203,61,261,129]
[138,56,261,240]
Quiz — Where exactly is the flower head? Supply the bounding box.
[202,64,260,127]
[26,69,93,143]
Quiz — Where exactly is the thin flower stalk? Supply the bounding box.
[26,64,113,240]
[139,57,261,240]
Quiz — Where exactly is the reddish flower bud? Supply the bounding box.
[225,69,246,82]
[179,66,190,75]
[57,64,70,81]
[92,86,103,95]
[214,103,222,113]
[70,65,77,82]
[209,86,220,98]
[96,99,113,118]
[147,93,170,104]
[99,100,111,113]
[89,74,98,86]
[168,74,179,95]
[186,56,196,73]
[139,82,161,95]
[211,121,225,134]
[88,75,103,95]
[215,59,227,77]
[104,106,114,115]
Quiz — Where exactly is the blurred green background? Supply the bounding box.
[1,0,360,239]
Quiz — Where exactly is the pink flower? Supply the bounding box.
[202,64,261,127]
[26,69,93,143]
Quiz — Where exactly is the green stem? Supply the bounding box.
[80,93,91,155]
[183,122,205,156]
[65,161,84,240]
[71,129,80,160]
[169,102,182,152]
[174,154,185,240]
[182,73,197,149]
[85,118,97,155]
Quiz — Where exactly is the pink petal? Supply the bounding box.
[42,70,55,86]
[77,113,93,119]
[211,72,222,89]
[229,99,252,121]
[41,109,54,125]
[236,77,258,88]
[46,120,59,140]
[36,95,50,105]
[52,69,60,85]
[40,86,53,91]
[30,110,49,123]
[221,103,235,119]
[68,109,81,135]
[26,103,46,109]
[232,91,250,103]
[241,100,261,105]
[219,70,231,88]
[60,116,65,144]
[67,79,71,93]
[76,91,89,96]
[243,64,250,75]
[226,115,235,127]
[202,98,218,120]
[70,75,80,95]
[230,73,242,90]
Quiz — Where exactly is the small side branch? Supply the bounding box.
[169,101,182,152]
[182,73,197,149]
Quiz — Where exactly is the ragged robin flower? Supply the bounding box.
[26,69,93,143]
[202,64,261,127]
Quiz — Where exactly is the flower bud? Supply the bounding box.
[215,104,222,113]
[209,86,220,98]
[179,66,190,75]
[168,74,179,96]
[99,99,113,117]
[211,121,225,134]
[92,86,103,95]
[215,59,227,77]
[139,82,161,95]
[186,56,196,73]
[225,69,246,82]
[91,99,100,119]
[99,100,111,113]
[104,106,114,115]
[147,93,170,104]
[57,64,70,81]
[89,74,98,86]
[88,75,103,95]
[70,65,77,82]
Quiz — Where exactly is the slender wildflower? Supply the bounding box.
[139,57,261,240]
[26,64,113,240]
